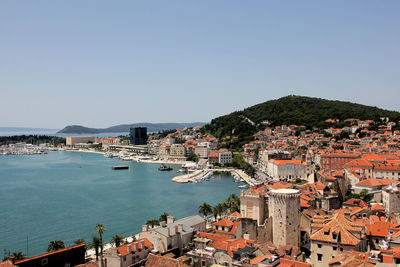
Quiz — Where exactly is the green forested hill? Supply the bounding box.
[202,95,400,148]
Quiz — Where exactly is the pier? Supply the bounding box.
[171,168,255,186]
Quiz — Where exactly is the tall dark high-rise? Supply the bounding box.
[129,127,147,145]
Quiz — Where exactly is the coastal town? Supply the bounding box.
[3,116,400,267]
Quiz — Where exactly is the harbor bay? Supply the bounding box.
[0,151,240,257]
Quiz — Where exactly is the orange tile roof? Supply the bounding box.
[250,255,273,264]
[215,221,241,236]
[343,199,368,208]
[267,182,293,190]
[279,258,311,267]
[197,232,255,256]
[310,213,364,246]
[213,218,234,227]
[229,211,242,218]
[370,203,385,211]
[145,254,181,267]
[345,158,373,168]
[270,159,305,165]
[0,261,16,267]
[367,221,392,237]
[356,178,397,187]
[117,238,152,257]
[329,251,372,267]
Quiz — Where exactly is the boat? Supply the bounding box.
[118,150,129,159]
[158,164,173,171]
[238,184,249,189]
[112,165,129,170]
[104,152,113,158]
[203,171,213,180]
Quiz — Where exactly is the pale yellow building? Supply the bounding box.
[66,136,95,146]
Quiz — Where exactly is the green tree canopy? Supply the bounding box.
[47,240,65,252]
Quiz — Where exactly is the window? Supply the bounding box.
[340,248,343,252]
[41,258,48,265]
[201,260,206,267]
[333,246,337,251]
[317,254,323,261]
[318,244,322,248]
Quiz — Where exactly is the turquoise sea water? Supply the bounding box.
[0,152,241,257]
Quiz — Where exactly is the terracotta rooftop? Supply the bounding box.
[310,213,364,246]
[117,238,152,257]
[213,218,234,227]
[343,199,368,208]
[0,261,16,267]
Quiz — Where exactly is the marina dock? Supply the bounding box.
[171,168,255,186]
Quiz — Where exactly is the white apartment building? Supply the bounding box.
[218,150,232,165]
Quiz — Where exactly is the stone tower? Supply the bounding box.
[268,189,301,247]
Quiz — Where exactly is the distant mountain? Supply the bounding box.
[0,127,59,132]
[57,122,206,134]
[202,95,400,148]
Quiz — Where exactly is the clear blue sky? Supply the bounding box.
[1,1,399,129]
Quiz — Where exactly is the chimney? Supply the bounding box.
[178,224,183,233]
[133,242,138,252]
[167,216,175,224]
[127,244,132,253]
[160,221,166,227]
[175,225,179,234]
[167,227,170,236]
[140,239,145,249]
[142,225,148,232]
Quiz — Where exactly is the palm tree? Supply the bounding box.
[225,194,240,213]
[159,212,170,223]
[213,203,225,219]
[198,202,212,218]
[95,223,106,256]
[111,234,124,248]
[146,219,159,228]
[212,204,222,220]
[12,251,25,262]
[47,240,65,252]
[91,236,102,261]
